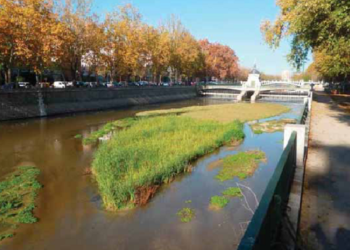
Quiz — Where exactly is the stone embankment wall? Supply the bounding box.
[0,87,197,121]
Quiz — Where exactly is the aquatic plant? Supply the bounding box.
[92,116,245,210]
[83,118,137,145]
[0,166,41,241]
[250,119,297,134]
[222,187,242,197]
[216,151,266,181]
[177,207,195,223]
[210,196,229,209]
[74,134,83,139]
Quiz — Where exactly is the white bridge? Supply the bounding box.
[199,80,316,102]
[200,65,320,102]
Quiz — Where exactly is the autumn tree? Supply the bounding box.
[57,0,104,81]
[102,4,146,82]
[199,39,239,81]
[236,67,250,81]
[0,1,240,84]
[142,25,171,83]
[164,17,202,83]
[0,0,65,83]
[261,0,350,80]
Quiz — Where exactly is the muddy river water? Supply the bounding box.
[0,98,304,250]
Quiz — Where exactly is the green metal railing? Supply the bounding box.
[237,131,297,250]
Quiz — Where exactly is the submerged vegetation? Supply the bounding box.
[0,166,41,241]
[137,103,290,124]
[210,188,242,211]
[222,187,242,197]
[216,151,266,181]
[210,196,229,209]
[74,134,83,139]
[250,119,297,134]
[83,118,137,145]
[177,208,195,223]
[92,116,244,210]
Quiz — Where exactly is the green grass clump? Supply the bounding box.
[177,207,195,223]
[250,119,297,134]
[0,166,41,241]
[185,200,192,204]
[216,151,266,181]
[92,115,244,210]
[83,118,137,145]
[0,233,13,241]
[222,187,242,197]
[254,129,264,135]
[210,196,229,209]
[74,134,83,139]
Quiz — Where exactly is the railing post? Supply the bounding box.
[308,91,313,112]
[284,124,306,168]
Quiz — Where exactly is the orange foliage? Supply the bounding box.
[199,39,239,81]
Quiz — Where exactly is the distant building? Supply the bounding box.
[281,70,291,82]
[246,64,261,88]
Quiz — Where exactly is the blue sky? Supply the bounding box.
[92,0,310,75]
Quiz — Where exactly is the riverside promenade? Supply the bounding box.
[300,91,350,249]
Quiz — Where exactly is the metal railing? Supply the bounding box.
[238,132,297,250]
[237,94,312,250]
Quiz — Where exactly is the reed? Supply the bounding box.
[92,116,244,210]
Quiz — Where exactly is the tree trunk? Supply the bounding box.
[5,67,11,84]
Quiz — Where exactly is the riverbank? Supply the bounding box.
[300,92,350,249]
[0,86,197,121]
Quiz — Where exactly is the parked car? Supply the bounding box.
[119,81,128,87]
[98,82,108,88]
[53,81,66,89]
[66,81,75,88]
[138,81,149,86]
[38,82,50,88]
[87,82,98,88]
[148,81,157,86]
[162,82,170,87]
[128,82,139,87]
[1,83,17,90]
[76,81,88,88]
[18,82,31,89]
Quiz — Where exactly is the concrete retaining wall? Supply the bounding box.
[0,87,197,121]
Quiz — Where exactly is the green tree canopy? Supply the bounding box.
[261,0,350,80]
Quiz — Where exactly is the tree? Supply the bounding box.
[199,39,239,81]
[0,0,65,83]
[58,0,103,81]
[142,25,171,83]
[102,4,144,82]
[261,0,350,80]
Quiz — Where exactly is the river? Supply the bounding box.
[0,98,304,250]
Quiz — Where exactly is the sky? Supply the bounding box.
[92,0,310,75]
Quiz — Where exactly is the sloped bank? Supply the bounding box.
[0,86,197,121]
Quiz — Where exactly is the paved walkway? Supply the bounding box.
[300,91,350,250]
